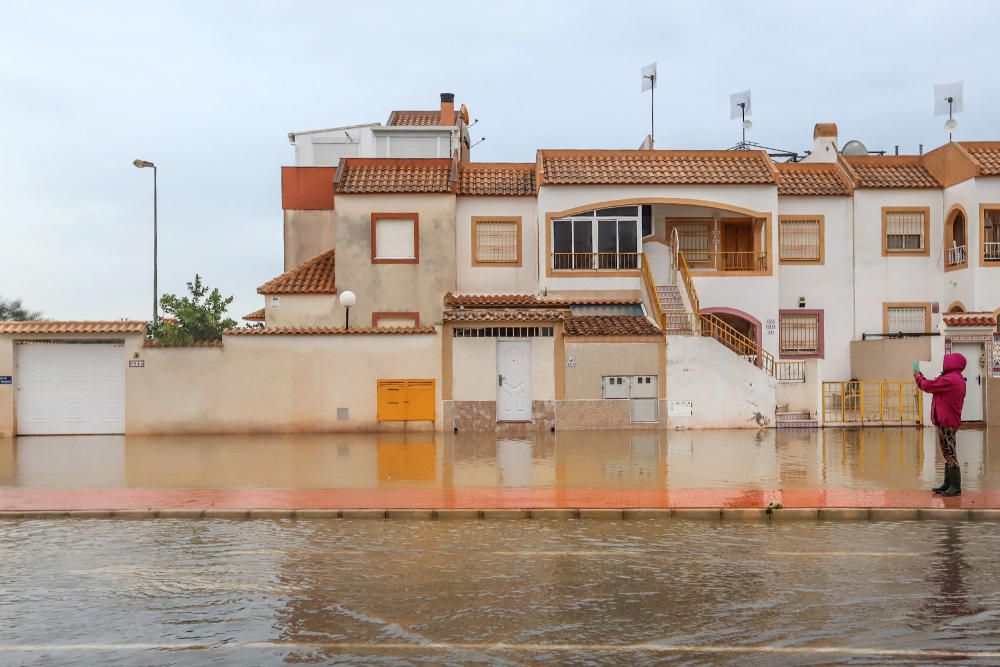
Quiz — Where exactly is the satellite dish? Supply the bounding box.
[934,81,964,116]
[730,90,751,120]
[460,104,470,125]
[841,140,868,156]
[641,62,657,92]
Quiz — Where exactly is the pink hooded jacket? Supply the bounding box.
[916,353,967,429]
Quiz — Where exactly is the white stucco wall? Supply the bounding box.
[264,293,339,328]
[666,336,778,428]
[455,196,539,293]
[973,177,1000,309]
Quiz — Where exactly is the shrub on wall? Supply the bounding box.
[148,274,237,345]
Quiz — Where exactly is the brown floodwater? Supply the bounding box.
[1,518,999,665]
[0,427,997,490]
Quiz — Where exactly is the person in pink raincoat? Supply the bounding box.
[914,353,967,496]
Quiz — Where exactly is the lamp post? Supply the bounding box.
[339,291,357,330]
[133,159,158,325]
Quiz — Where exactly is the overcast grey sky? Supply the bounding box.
[1,0,997,322]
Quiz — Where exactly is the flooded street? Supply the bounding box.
[2,518,999,665]
[1,427,998,491]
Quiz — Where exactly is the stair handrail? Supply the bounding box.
[641,253,667,330]
[699,312,777,376]
[669,227,680,280]
[677,251,700,316]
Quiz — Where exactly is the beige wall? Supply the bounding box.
[333,193,456,327]
[452,335,555,402]
[284,209,335,270]
[850,338,932,380]
[564,340,663,400]
[455,196,538,293]
[988,376,1000,426]
[126,332,442,434]
[265,293,340,328]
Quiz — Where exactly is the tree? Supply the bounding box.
[0,295,42,321]
[148,274,237,345]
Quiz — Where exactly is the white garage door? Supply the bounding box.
[15,342,125,435]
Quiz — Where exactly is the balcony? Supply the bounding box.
[684,250,768,273]
[946,245,967,267]
[551,252,641,272]
[986,242,1000,263]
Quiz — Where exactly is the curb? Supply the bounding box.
[0,507,983,522]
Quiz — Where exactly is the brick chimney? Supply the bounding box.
[440,92,455,126]
[803,123,839,163]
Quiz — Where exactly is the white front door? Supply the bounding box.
[953,343,983,422]
[497,340,532,422]
[15,342,125,435]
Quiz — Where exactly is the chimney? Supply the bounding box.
[803,123,839,163]
[440,92,455,126]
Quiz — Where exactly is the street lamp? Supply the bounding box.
[339,291,357,329]
[133,159,158,325]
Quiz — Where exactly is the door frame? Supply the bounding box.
[953,342,985,422]
[496,339,532,423]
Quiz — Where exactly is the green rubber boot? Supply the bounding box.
[932,466,952,494]
[940,465,962,497]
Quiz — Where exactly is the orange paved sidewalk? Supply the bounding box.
[0,487,996,511]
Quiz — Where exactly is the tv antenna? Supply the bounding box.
[934,81,964,141]
[470,137,486,149]
[641,62,657,147]
[726,88,801,161]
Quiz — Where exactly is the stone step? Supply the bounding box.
[776,411,812,420]
[776,420,819,429]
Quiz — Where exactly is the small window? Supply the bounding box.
[779,217,822,263]
[473,217,521,265]
[372,213,418,263]
[270,296,280,309]
[372,312,420,329]
[886,306,928,334]
[883,209,927,254]
[779,313,821,356]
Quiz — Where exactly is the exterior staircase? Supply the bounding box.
[775,409,819,429]
[656,285,694,335]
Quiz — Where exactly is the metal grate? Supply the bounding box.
[885,211,925,251]
[475,220,518,263]
[779,314,819,354]
[779,219,820,261]
[453,327,554,338]
[887,307,926,334]
[673,223,710,263]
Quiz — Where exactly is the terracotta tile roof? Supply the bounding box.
[257,250,335,295]
[841,156,941,188]
[538,150,777,186]
[563,316,662,337]
[943,312,997,328]
[445,293,641,308]
[0,320,146,335]
[143,339,224,348]
[224,326,436,336]
[444,309,568,323]
[386,110,458,126]
[958,142,1000,176]
[458,163,536,196]
[776,163,852,196]
[243,308,265,321]
[335,158,455,194]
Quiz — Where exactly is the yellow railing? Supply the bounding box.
[822,381,923,425]
[677,251,700,315]
[684,251,768,272]
[699,312,778,376]
[551,252,641,271]
[641,254,666,330]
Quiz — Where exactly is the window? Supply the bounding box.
[472,217,521,266]
[371,213,418,264]
[779,311,823,357]
[884,303,931,334]
[551,207,641,271]
[779,216,823,263]
[983,207,1000,264]
[671,221,711,263]
[882,208,929,256]
[372,312,420,329]
[945,207,967,269]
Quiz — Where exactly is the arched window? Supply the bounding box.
[945,207,968,269]
[947,302,966,314]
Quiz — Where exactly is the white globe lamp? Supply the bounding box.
[339,290,357,329]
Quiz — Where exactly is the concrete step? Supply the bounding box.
[776,411,812,420]
[776,420,819,429]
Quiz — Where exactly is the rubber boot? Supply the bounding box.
[932,466,952,494]
[940,465,962,497]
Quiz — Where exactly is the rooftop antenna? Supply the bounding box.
[641,62,657,147]
[934,81,964,142]
[730,89,752,147]
[470,137,486,149]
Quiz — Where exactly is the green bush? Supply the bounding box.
[148,275,237,345]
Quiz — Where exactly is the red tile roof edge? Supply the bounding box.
[0,321,147,334]
[257,249,336,295]
[224,326,437,336]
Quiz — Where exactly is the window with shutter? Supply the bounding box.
[371,213,418,263]
[883,208,928,255]
[779,217,822,263]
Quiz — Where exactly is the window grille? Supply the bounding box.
[779,314,820,355]
[453,327,554,338]
[885,211,925,252]
[779,219,821,261]
[674,222,710,262]
[887,307,927,334]
[475,219,519,263]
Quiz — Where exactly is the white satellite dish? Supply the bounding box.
[641,63,657,92]
[934,81,964,116]
[730,89,752,120]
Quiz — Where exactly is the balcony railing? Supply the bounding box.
[947,245,967,266]
[551,252,641,271]
[683,251,767,272]
[986,242,1000,262]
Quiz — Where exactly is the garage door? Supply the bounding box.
[15,342,125,435]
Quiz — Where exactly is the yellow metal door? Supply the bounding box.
[404,379,436,421]
[377,381,408,422]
